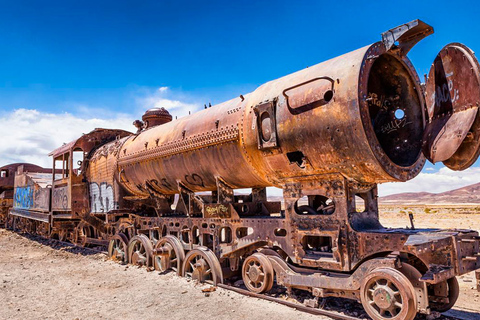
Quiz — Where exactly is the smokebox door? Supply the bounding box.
[423,43,480,170]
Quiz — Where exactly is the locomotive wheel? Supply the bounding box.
[153,235,185,275]
[182,247,223,285]
[429,277,459,312]
[36,221,50,237]
[5,215,13,229]
[74,223,93,247]
[127,234,154,267]
[360,268,417,320]
[242,253,274,293]
[108,233,129,264]
[24,219,35,234]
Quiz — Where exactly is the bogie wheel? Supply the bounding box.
[127,234,154,267]
[108,233,129,264]
[74,223,93,247]
[429,277,459,312]
[242,253,274,293]
[361,267,417,320]
[182,247,223,285]
[153,235,185,275]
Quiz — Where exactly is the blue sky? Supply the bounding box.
[1,0,480,195]
[1,1,480,111]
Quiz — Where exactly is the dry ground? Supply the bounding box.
[0,228,324,320]
[0,209,479,320]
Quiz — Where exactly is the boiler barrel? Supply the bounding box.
[116,42,426,197]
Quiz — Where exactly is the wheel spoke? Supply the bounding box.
[389,306,398,316]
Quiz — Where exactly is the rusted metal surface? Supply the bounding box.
[424,43,480,168]
[0,163,54,229]
[476,270,480,291]
[1,19,480,320]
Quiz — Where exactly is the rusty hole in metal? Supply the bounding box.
[236,227,254,239]
[219,227,232,243]
[294,195,335,215]
[202,233,214,250]
[302,235,333,255]
[192,226,200,244]
[274,228,287,237]
[161,225,167,237]
[181,226,190,243]
[286,151,306,168]
[355,195,366,213]
[151,229,159,241]
[394,109,405,120]
[324,90,334,102]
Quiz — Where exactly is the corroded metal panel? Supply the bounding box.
[13,171,51,212]
[88,136,129,213]
[425,43,480,169]
[52,185,69,211]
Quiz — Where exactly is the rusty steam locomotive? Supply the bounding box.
[1,20,480,320]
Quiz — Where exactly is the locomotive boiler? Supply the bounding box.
[3,20,480,320]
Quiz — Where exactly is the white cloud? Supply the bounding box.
[0,108,133,168]
[135,86,202,118]
[379,166,480,196]
[0,87,204,168]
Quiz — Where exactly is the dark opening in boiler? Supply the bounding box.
[324,90,334,102]
[367,54,423,167]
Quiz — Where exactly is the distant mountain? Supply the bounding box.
[380,182,480,205]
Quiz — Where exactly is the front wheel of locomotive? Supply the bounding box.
[181,247,223,285]
[360,267,417,320]
[242,253,274,293]
[429,277,460,313]
[127,234,154,267]
[153,235,185,275]
[108,233,129,264]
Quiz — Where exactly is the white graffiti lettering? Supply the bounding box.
[90,183,114,213]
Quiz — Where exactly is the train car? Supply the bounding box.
[0,163,52,227]
[2,20,480,320]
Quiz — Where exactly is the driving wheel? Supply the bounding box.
[182,247,223,285]
[127,234,154,267]
[429,277,459,312]
[154,235,185,275]
[360,267,417,320]
[242,253,274,293]
[108,233,129,264]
